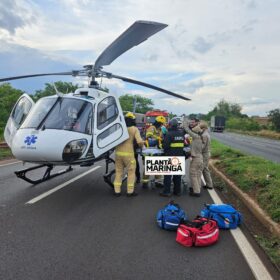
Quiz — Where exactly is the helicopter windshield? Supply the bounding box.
[22,97,93,134]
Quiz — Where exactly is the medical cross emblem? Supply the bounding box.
[24,135,38,145]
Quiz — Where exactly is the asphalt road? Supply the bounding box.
[211,132,280,163]
[0,160,277,280]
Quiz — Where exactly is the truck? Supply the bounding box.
[145,110,169,129]
[210,116,226,132]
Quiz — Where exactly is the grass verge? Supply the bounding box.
[211,139,280,223]
[212,174,280,269]
[227,129,280,140]
[0,148,13,161]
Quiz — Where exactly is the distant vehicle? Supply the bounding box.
[145,110,169,128]
[210,116,226,132]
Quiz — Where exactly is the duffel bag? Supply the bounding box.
[156,201,186,230]
[201,204,242,229]
[176,217,219,247]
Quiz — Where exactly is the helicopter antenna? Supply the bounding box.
[53,82,63,97]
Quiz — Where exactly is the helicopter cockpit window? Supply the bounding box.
[97,97,118,130]
[22,98,93,134]
[22,98,57,129]
[12,96,33,128]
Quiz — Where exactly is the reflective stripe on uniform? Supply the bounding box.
[116,151,134,156]
[114,182,122,186]
[127,184,134,187]
[170,143,184,148]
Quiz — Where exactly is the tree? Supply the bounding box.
[268,109,280,131]
[33,81,79,102]
[206,99,242,120]
[119,94,154,113]
[0,83,24,138]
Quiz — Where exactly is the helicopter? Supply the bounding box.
[1,20,190,187]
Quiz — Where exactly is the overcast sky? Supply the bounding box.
[0,0,280,116]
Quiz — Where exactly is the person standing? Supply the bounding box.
[185,124,204,197]
[142,116,166,188]
[160,118,185,197]
[113,112,144,197]
[200,121,213,189]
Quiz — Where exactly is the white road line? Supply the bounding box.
[207,189,273,280]
[26,166,101,205]
[0,161,21,167]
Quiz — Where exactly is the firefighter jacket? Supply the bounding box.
[163,127,185,156]
[201,129,211,159]
[116,126,144,156]
[185,125,203,158]
[145,125,163,147]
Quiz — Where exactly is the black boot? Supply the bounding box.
[127,192,138,197]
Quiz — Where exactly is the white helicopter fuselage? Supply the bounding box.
[5,88,129,165]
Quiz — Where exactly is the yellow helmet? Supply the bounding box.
[125,112,136,119]
[155,116,166,124]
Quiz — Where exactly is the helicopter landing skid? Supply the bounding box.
[103,153,127,188]
[15,164,73,185]
[103,155,115,188]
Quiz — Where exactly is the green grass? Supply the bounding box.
[255,235,280,268]
[0,148,13,160]
[226,129,280,140]
[211,139,280,223]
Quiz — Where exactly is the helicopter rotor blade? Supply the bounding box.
[0,72,74,82]
[94,21,167,70]
[109,73,191,101]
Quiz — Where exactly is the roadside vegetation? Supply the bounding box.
[197,99,280,140]
[211,139,280,223]
[0,148,13,160]
[212,174,280,268]
[226,129,280,140]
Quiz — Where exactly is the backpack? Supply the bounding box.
[176,217,219,247]
[200,204,242,229]
[156,202,186,230]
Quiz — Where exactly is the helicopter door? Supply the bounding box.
[93,96,128,157]
[4,94,35,147]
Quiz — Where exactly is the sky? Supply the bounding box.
[0,0,280,116]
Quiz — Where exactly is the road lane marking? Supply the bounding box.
[208,189,273,280]
[26,166,101,205]
[0,161,22,167]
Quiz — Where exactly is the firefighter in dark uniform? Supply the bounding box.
[160,118,185,197]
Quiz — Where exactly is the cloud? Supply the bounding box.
[192,37,214,54]
[0,0,36,34]
[1,0,280,116]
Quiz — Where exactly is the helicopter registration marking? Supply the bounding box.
[26,166,101,205]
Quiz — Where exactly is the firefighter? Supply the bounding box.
[185,123,204,197]
[142,116,166,188]
[113,112,144,197]
[200,121,213,189]
[160,118,185,197]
